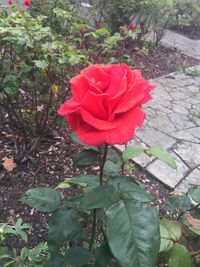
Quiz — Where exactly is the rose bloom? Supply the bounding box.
[129,24,136,31]
[7,0,13,4]
[24,0,32,6]
[58,64,155,146]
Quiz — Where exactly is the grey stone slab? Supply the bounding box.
[173,142,200,169]
[176,168,200,192]
[146,151,189,188]
[161,30,200,60]
[168,113,196,130]
[171,129,200,143]
[186,127,200,140]
[146,112,177,134]
[136,127,176,149]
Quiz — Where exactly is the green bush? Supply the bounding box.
[90,0,177,44]
[175,0,200,28]
[0,5,87,162]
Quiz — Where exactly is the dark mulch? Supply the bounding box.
[129,45,199,79]
[170,24,200,40]
[0,43,199,249]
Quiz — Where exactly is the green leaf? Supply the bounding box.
[103,160,121,177]
[168,244,191,267]
[48,207,77,252]
[65,247,94,267]
[74,149,100,168]
[145,147,177,169]
[188,186,200,203]
[160,218,182,241]
[15,229,27,242]
[46,254,65,267]
[0,247,10,260]
[56,175,99,189]
[33,60,48,69]
[23,188,61,212]
[95,241,113,267]
[106,200,160,267]
[20,247,28,262]
[188,226,200,235]
[159,224,173,252]
[122,147,145,162]
[164,195,192,213]
[109,176,154,202]
[80,184,121,209]
[3,260,16,267]
[63,197,82,208]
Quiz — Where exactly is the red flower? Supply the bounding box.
[96,22,104,29]
[129,24,136,31]
[7,0,13,5]
[58,64,155,146]
[24,0,32,6]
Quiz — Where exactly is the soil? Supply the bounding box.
[170,24,200,40]
[128,45,199,79]
[0,43,199,250]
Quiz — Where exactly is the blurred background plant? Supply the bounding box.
[0,4,88,163]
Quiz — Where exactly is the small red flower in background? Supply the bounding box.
[96,22,104,29]
[20,7,26,12]
[58,64,155,146]
[24,0,32,6]
[7,0,13,5]
[129,24,136,31]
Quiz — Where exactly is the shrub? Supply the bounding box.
[0,5,87,162]
[91,0,177,44]
[175,0,200,28]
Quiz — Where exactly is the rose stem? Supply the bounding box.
[99,144,108,185]
[121,144,128,175]
[89,144,108,251]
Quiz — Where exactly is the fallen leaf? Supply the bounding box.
[2,157,17,171]
[185,214,200,230]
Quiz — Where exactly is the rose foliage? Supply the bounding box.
[58,64,155,146]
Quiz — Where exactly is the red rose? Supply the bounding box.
[58,64,155,146]
[24,0,32,6]
[96,22,104,29]
[129,24,136,31]
[7,0,13,4]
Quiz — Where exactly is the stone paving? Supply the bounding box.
[161,30,200,60]
[128,67,200,190]
[117,30,200,191]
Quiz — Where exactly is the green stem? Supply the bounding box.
[89,209,97,251]
[99,144,108,186]
[89,145,108,251]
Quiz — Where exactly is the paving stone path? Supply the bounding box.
[129,67,200,190]
[161,30,200,60]
[119,31,200,191]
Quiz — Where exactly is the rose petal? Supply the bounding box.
[106,65,127,99]
[81,108,117,130]
[81,65,110,92]
[57,99,79,116]
[81,90,108,120]
[70,76,90,102]
[113,82,155,114]
[75,106,145,146]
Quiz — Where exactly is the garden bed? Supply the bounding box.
[0,43,199,249]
